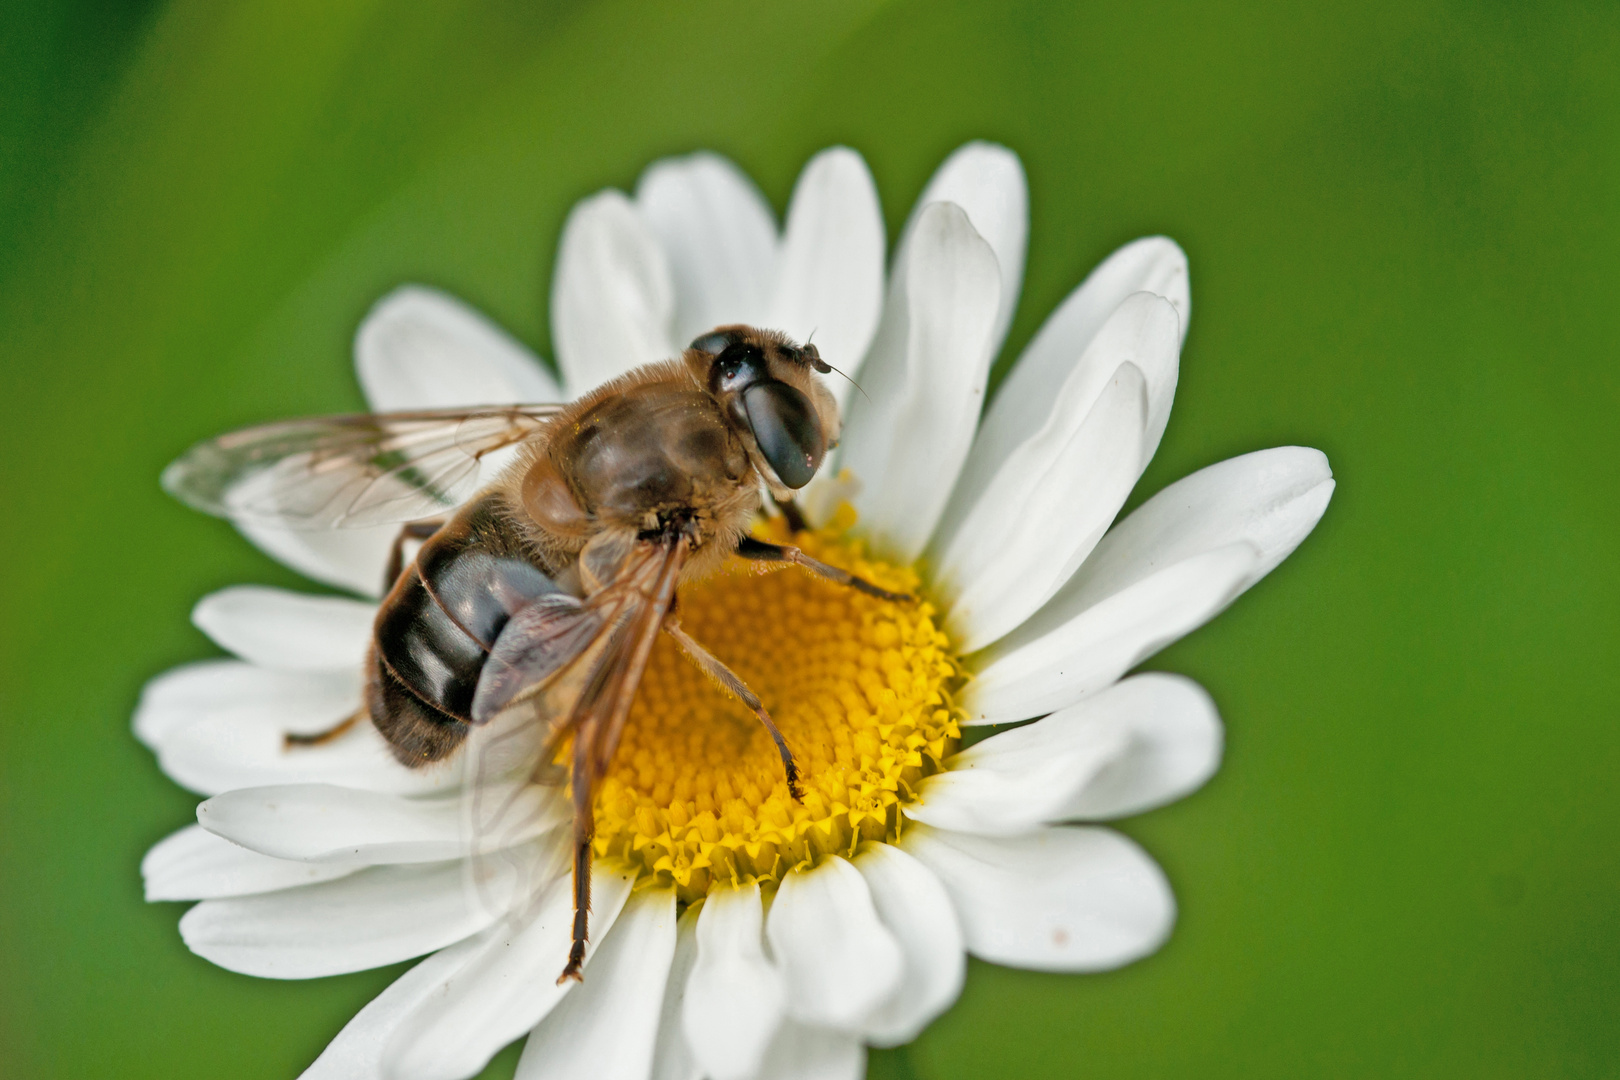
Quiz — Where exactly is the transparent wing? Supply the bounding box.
[161,405,564,529]
[458,537,688,921]
[471,538,676,726]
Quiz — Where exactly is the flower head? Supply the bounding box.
[139,142,1333,1080]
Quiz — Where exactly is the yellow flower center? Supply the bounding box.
[591,511,961,902]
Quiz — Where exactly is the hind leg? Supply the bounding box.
[283,710,361,749]
[558,743,595,984]
[383,518,448,590]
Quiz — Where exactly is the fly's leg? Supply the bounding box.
[283,709,362,749]
[558,743,594,985]
[735,537,915,604]
[529,712,571,787]
[555,525,691,985]
[383,518,448,590]
[770,495,810,534]
[664,620,804,802]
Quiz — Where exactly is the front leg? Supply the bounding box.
[770,494,810,534]
[736,537,914,603]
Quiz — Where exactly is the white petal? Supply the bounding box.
[911,722,1125,837]
[933,290,1182,573]
[179,859,505,978]
[300,931,494,1080]
[1062,446,1336,610]
[766,147,886,412]
[1051,675,1222,819]
[756,1020,865,1080]
[383,860,635,1080]
[963,542,1259,724]
[636,152,778,345]
[518,887,677,1080]
[192,586,375,671]
[905,142,1027,353]
[649,907,702,1080]
[836,202,1001,560]
[156,712,458,797]
[234,517,397,599]
[966,445,1335,723]
[903,824,1175,971]
[641,906,699,1075]
[551,190,677,393]
[355,285,561,411]
[142,825,358,901]
[969,238,1190,504]
[197,783,562,864]
[935,360,1149,654]
[852,844,964,1046]
[137,662,458,796]
[766,856,903,1032]
[133,659,353,748]
[911,674,1222,834]
[682,883,784,1080]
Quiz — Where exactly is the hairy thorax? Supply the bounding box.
[503,362,763,585]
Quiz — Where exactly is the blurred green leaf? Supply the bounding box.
[2,1,1617,1078]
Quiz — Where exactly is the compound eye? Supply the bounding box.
[742,380,825,489]
[689,330,733,356]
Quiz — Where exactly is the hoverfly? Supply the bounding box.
[164,326,908,982]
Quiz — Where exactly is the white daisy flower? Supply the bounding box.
[138,142,1334,1080]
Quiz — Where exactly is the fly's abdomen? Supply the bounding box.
[368,493,559,766]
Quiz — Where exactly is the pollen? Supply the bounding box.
[591,508,962,902]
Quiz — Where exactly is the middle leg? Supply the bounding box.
[664,620,804,802]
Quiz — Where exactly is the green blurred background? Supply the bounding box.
[3,0,1617,1077]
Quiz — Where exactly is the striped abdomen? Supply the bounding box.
[367,493,559,766]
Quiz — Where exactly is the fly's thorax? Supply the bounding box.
[527,363,753,527]
[508,362,764,581]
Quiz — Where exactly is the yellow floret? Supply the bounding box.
[591,510,962,902]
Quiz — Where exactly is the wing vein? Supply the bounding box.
[162,405,564,529]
